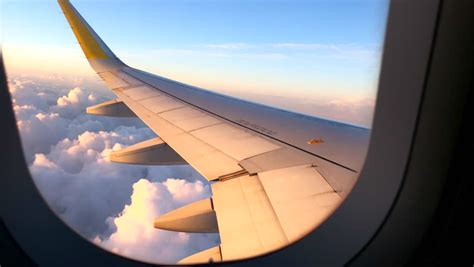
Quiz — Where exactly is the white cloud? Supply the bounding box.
[272,42,379,62]
[32,153,59,170]
[272,43,340,50]
[53,87,98,118]
[35,112,60,121]
[94,179,218,264]
[10,74,216,263]
[146,42,377,63]
[222,90,375,127]
[143,41,295,61]
[57,87,89,106]
[29,127,156,237]
[10,76,147,162]
[164,178,206,202]
[203,43,250,49]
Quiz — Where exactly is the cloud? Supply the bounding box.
[203,43,250,49]
[148,48,289,61]
[146,42,377,63]
[10,74,216,263]
[94,179,218,264]
[238,52,290,60]
[28,113,216,263]
[221,90,375,127]
[272,42,379,62]
[30,128,155,237]
[272,43,340,50]
[53,87,99,118]
[9,75,146,162]
[57,86,96,106]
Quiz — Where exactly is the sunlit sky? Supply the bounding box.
[2,0,388,94]
[1,0,389,126]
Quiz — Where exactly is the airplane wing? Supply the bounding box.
[58,0,370,263]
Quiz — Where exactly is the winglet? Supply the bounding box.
[58,0,121,62]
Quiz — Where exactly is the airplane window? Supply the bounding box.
[2,0,389,264]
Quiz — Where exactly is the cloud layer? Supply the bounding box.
[95,178,219,263]
[8,69,374,263]
[221,90,375,127]
[9,74,218,264]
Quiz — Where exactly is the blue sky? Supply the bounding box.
[3,1,387,46]
[2,0,389,125]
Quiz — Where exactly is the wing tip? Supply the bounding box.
[58,0,117,61]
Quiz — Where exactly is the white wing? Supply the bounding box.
[59,0,370,263]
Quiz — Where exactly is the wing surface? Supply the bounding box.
[58,0,370,263]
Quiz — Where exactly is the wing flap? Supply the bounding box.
[209,164,341,261]
[211,175,288,261]
[258,164,341,242]
[178,245,222,264]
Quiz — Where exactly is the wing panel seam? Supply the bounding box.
[121,68,357,173]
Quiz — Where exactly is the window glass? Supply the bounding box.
[3,0,389,264]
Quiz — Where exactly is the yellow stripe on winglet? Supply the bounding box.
[58,0,110,60]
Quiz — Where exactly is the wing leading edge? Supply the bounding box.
[58,0,370,263]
